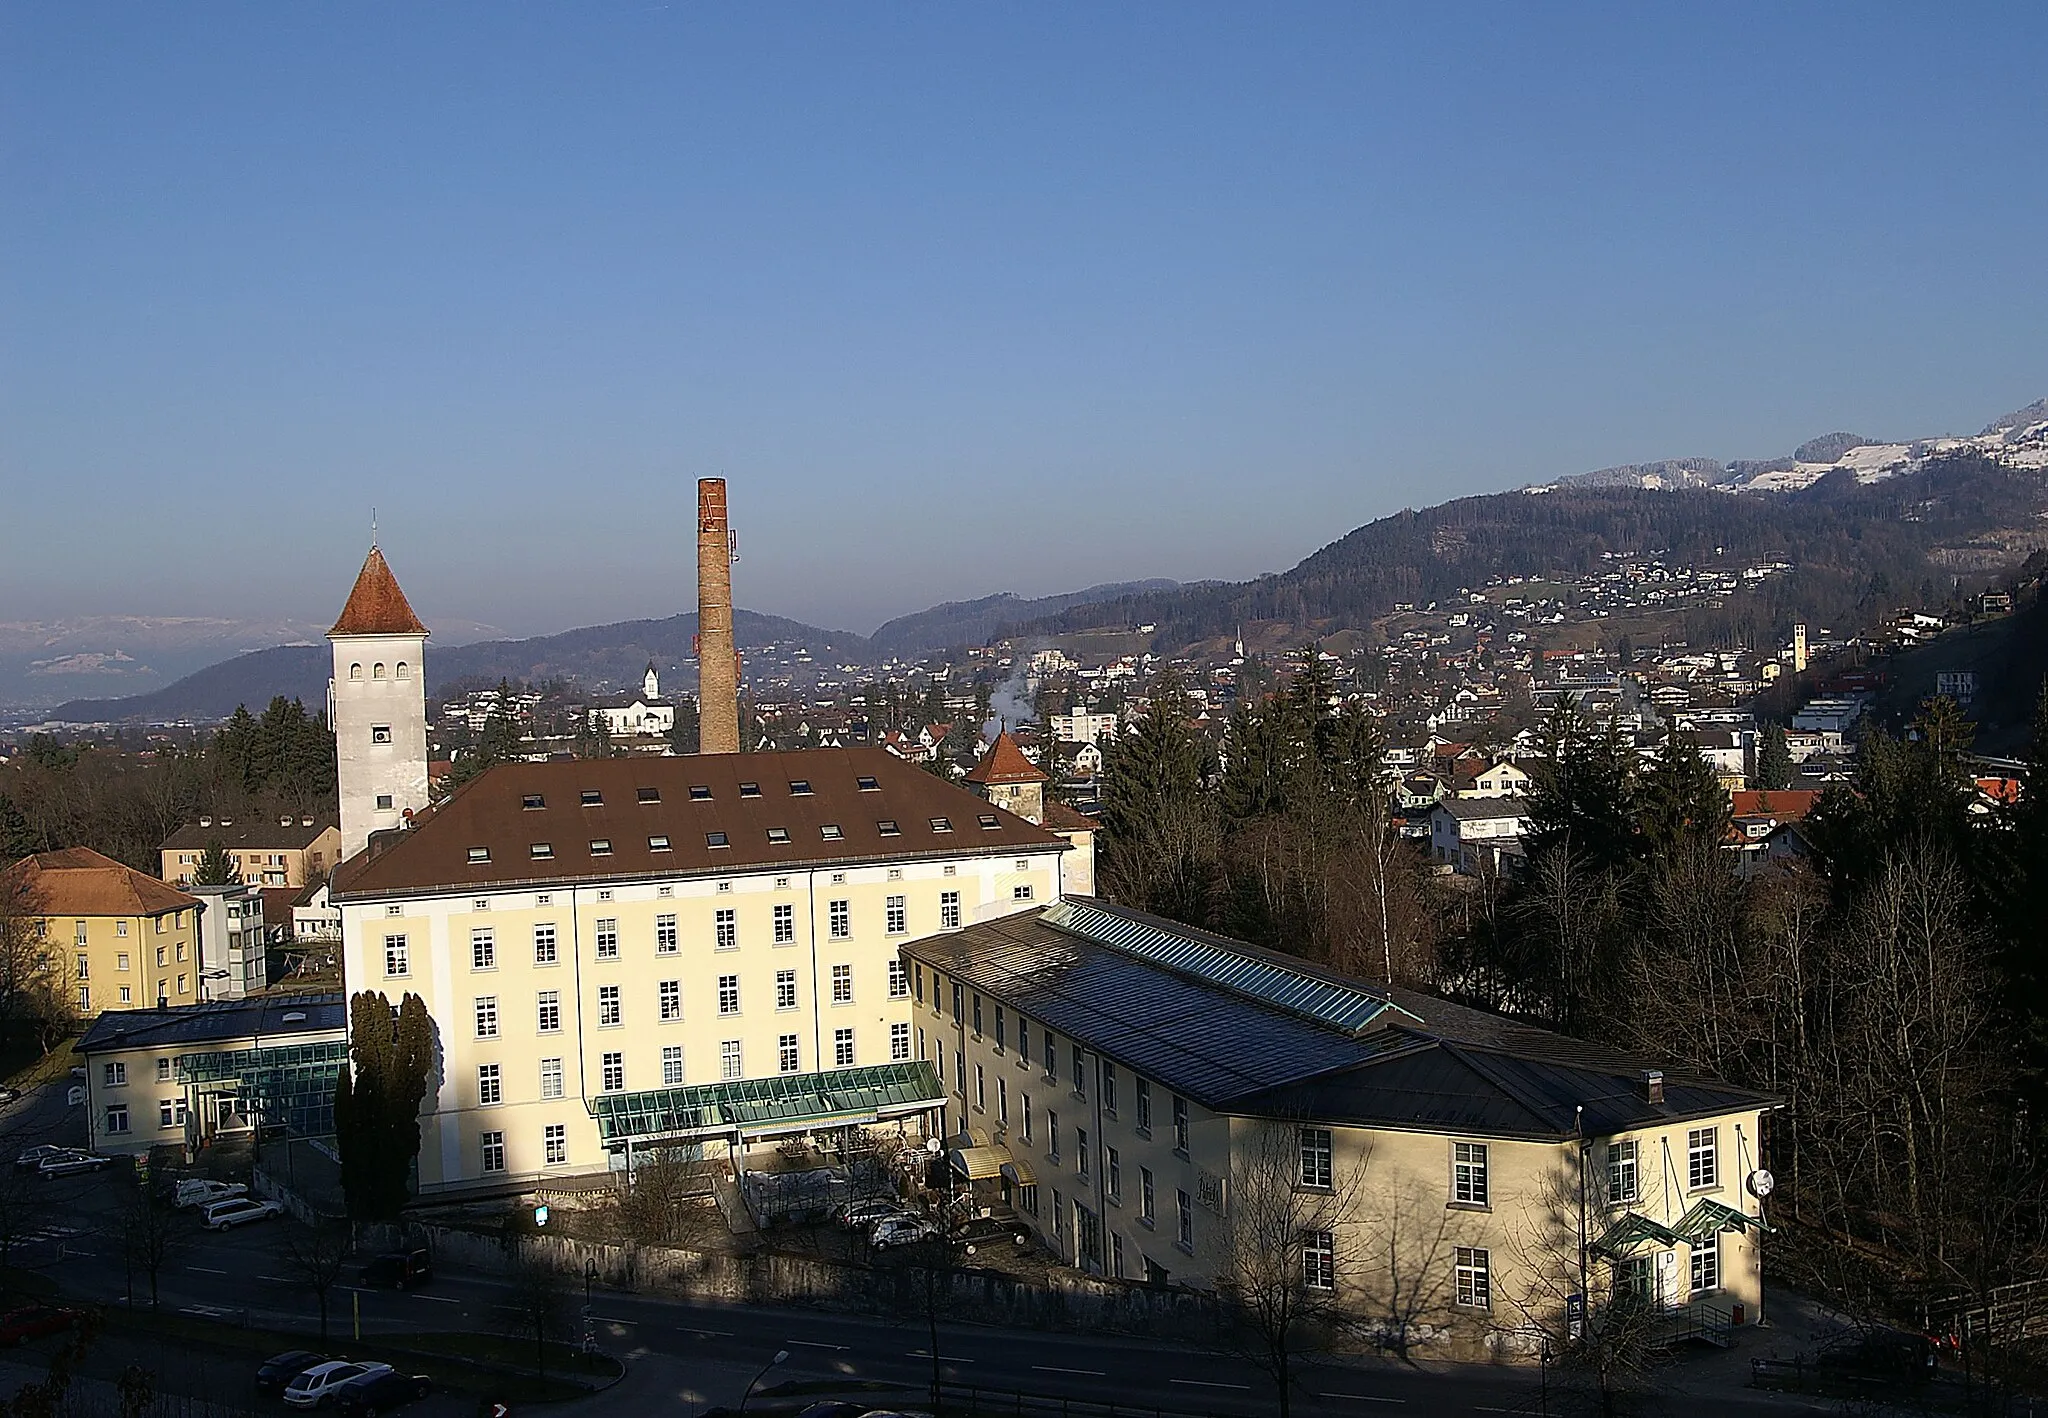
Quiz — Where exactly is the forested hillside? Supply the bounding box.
[1034,454,2048,649]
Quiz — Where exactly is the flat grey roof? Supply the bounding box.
[76,993,345,1054]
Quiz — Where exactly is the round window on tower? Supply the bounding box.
[349,663,363,681]
[373,663,386,679]
[397,661,411,680]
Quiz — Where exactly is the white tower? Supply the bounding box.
[328,546,431,861]
[643,660,660,701]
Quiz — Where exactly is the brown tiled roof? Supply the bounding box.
[331,747,1067,901]
[161,815,337,853]
[328,547,428,638]
[1041,801,1097,832]
[1729,790,1820,820]
[963,731,1045,786]
[1,848,200,918]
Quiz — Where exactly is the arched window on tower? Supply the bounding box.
[397,662,411,681]
[350,663,363,681]
[373,663,386,679]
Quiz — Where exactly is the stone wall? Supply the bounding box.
[359,1221,1226,1342]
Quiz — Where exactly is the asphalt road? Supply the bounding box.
[1,1079,1839,1417]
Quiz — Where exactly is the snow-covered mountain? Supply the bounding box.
[1537,397,2048,495]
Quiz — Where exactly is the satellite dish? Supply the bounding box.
[1747,1168,1775,1199]
[925,1137,943,1155]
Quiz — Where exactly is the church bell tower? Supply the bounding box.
[328,545,431,861]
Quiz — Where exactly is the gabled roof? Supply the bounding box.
[965,731,1046,786]
[161,816,338,853]
[328,547,428,638]
[2,848,199,918]
[1728,789,1820,821]
[332,747,1065,901]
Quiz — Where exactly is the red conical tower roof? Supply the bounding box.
[964,730,1047,786]
[329,547,429,638]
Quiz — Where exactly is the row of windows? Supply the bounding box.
[1286,1128,1722,1208]
[387,863,1010,921]
[477,1122,566,1173]
[384,893,968,979]
[488,818,1013,862]
[511,778,1007,813]
[37,913,185,939]
[468,1021,917,1105]
[469,959,909,1038]
[346,661,412,681]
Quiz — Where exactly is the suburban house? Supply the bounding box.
[160,815,342,889]
[904,898,1777,1359]
[586,662,679,740]
[1460,760,1530,799]
[1428,798,1531,874]
[1,848,203,1013]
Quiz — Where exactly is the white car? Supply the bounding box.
[870,1215,940,1248]
[283,1361,391,1409]
[202,1196,282,1231]
[14,1145,70,1172]
[38,1150,113,1177]
[174,1179,248,1210]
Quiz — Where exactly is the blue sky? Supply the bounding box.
[3,4,2044,637]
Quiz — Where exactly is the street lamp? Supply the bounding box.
[737,1349,789,1416]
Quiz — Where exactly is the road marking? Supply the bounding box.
[786,1340,848,1350]
[1033,1364,1106,1376]
[587,1315,640,1327]
[1172,1379,1250,1390]
[257,1275,294,1283]
[907,1351,973,1362]
[187,1267,229,1276]
[1321,1396,1406,1405]
[411,1294,461,1304]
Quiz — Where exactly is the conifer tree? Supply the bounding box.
[1756,722,1793,792]
[192,839,237,887]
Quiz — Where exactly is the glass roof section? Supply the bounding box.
[176,1040,349,1138]
[592,1061,942,1144]
[1045,898,1400,1035]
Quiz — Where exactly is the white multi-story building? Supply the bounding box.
[1049,707,1118,746]
[324,554,1069,1198]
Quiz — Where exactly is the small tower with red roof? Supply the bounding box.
[963,730,1047,825]
[328,545,431,860]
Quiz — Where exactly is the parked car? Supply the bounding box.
[870,1214,940,1248]
[283,1361,391,1409]
[795,1403,870,1418]
[359,1248,433,1290]
[174,1179,248,1210]
[38,1150,113,1177]
[0,1306,79,1346]
[949,1213,1030,1255]
[257,1350,328,1395]
[0,1086,22,1105]
[836,1197,903,1228]
[202,1196,283,1231]
[13,1145,70,1172]
[331,1367,432,1417]
[1814,1327,1940,1382]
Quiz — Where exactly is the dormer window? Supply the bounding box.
[467,847,491,864]
[648,835,672,852]
[589,839,612,856]
[979,813,1001,829]
[820,824,844,841]
[637,787,660,803]
[522,794,546,810]
[581,790,603,807]
[877,820,901,837]
[739,782,762,798]
[856,775,880,791]
[788,780,813,796]
[530,843,554,859]
[689,786,712,801]
[767,827,791,844]
[930,817,953,833]
[707,831,731,849]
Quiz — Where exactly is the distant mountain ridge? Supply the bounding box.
[866,580,1182,657]
[1542,396,2048,494]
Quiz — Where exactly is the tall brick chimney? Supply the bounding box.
[696,478,741,754]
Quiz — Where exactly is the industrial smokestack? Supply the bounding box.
[696,477,741,754]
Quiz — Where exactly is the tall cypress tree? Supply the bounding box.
[1755,722,1794,792]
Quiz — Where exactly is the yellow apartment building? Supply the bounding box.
[330,747,1067,1198]
[161,814,342,889]
[2,848,203,1014]
[905,899,1778,1360]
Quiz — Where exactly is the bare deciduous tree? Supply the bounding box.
[280,1221,355,1343]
